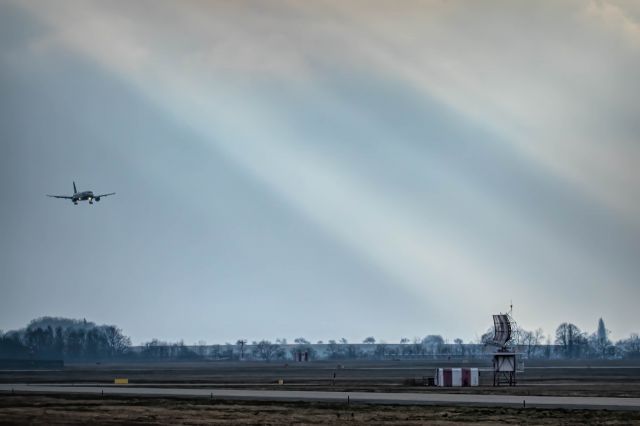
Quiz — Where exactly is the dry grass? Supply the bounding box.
[1,395,639,425]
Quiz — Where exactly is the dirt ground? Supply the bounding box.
[1,395,639,425]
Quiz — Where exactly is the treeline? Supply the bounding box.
[547,320,640,360]
[132,318,640,361]
[477,318,639,360]
[0,317,130,361]
[2,316,639,362]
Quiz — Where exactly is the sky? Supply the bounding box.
[1,0,639,345]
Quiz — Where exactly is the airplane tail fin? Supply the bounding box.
[73,181,77,194]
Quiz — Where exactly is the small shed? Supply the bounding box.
[435,368,479,387]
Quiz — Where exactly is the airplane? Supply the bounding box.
[47,182,115,205]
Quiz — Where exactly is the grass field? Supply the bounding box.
[2,359,640,396]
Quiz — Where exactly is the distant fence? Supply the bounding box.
[0,359,64,369]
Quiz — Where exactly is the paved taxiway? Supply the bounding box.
[2,384,640,410]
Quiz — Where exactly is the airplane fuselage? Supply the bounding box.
[73,191,99,204]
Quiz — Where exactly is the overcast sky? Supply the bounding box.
[1,0,639,344]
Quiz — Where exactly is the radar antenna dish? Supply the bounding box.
[488,307,519,386]
[490,314,513,351]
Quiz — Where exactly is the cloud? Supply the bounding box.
[6,0,640,339]
[587,0,640,48]
[19,0,640,219]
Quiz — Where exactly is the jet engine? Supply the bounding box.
[95,197,101,202]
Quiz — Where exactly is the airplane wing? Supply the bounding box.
[95,192,116,198]
[47,195,74,199]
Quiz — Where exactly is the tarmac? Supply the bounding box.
[2,384,640,410]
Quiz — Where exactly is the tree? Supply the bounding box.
[521,328,544,358]
[194,340,208,358]
[104,326,130,358]
[400,337,410,344]
[294,337,310,345]
[454,338,465,356]
[24,327,53,357]
[592,318,611,358]
[345,344,360,359]
[141,339,170,359]
[253,340,279,361]
[374,343,388,359]
[616,333,640,358]
[2,317,133,361]
[422,335,444,356]
[555,323,587,358]
[363,336,376,344]
[221,343,234,360]
[326,340,343,359]
[0,332,29,358]
[479,327,494,345]
[53,326,65,357]
[65,329,87,359]
[412,337,423,355]
[85,328,105,359]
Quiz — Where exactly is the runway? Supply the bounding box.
[2,384,640,410]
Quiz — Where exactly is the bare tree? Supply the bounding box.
[616,333,640,358]
[521,328,543,358]
[374,343,388,359]
[254,340,280,361]
[412,337,423,355]
[454,338,464,356]
[104,326,131,357]
[479,327,494,345]
[555,323,587,358]
[326,340,343,359]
